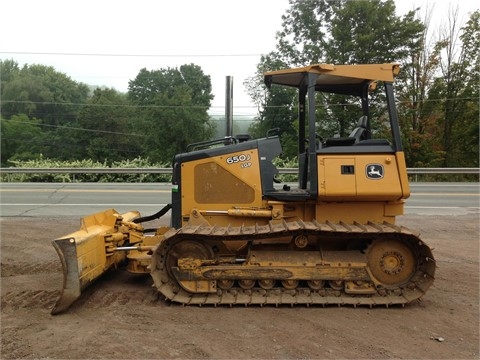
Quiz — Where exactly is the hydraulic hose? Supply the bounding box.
[133,203,172,224]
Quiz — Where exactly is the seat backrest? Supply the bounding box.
[349,115,368,142]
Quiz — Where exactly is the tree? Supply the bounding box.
[246,0,333,156]
[0,114,45,166]
[327,0,424,64]
[128,64,215,162]
[247,0,425,159]
[0,59,20,92]
[274,0,334,66]
[247,57,299,156]
[454,11,480,167]
[395,5,448,167]
[75,88,142,163]
[433,9,479,167]
[0,62,89,126]
[1,61,91,161]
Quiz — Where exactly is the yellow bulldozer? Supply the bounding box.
[51,63,435,314]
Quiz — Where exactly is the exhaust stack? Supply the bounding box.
[225,76,233,138]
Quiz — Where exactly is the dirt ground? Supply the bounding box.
[1,214,479,359]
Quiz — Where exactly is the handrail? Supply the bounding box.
[0,167,479,175]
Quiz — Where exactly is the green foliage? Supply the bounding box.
[275,0,333,65]
[273,156,299,182]
[0,61,89,126]
[1,157,171,183]
[1,115,46,166]
[1,7,478,172]
[246,1,478,169]
[400,10,479,167]
[439,10,479,167]
[0,60,91,162]
[248,0,425,160]
[248,84,298,146]
[328,0,423,63]
[128,64,216,162]
[75,88,142,164]
[0,59,20,88]
[0,60,217,167]
[247,58,298,156]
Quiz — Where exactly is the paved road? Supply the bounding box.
[0,182,478,217]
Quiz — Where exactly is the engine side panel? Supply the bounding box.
[318,153,405,201]
[182,149,263,209]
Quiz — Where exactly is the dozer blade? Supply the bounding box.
[51,209,140,314]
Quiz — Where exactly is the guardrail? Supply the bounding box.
[0,168,173,174]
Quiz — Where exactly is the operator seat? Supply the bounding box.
[349,115,368,142]
[323,115,369,147]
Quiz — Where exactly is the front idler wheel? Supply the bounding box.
[367,239,416,288]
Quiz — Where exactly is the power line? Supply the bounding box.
[0,118,145,137]
[0,100,254,109]
[0,51,263,58]
[1,97,477,108]
[0,100,210,109]
[1,136,145,157]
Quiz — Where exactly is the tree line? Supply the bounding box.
[1,63,215,166]
[1,0,478,169]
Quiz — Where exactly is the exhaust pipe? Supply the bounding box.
[225,75,233,138]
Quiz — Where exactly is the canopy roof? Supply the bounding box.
[264,63,400,95]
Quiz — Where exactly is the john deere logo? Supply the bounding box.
[366,164,384,179]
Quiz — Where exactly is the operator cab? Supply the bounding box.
[263,63,404,201]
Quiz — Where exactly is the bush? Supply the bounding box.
[1,157,172,183]
[273,157,298,182]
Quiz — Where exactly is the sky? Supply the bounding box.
[1,0,478,116]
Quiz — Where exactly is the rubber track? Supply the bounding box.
[151,220,436,307]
